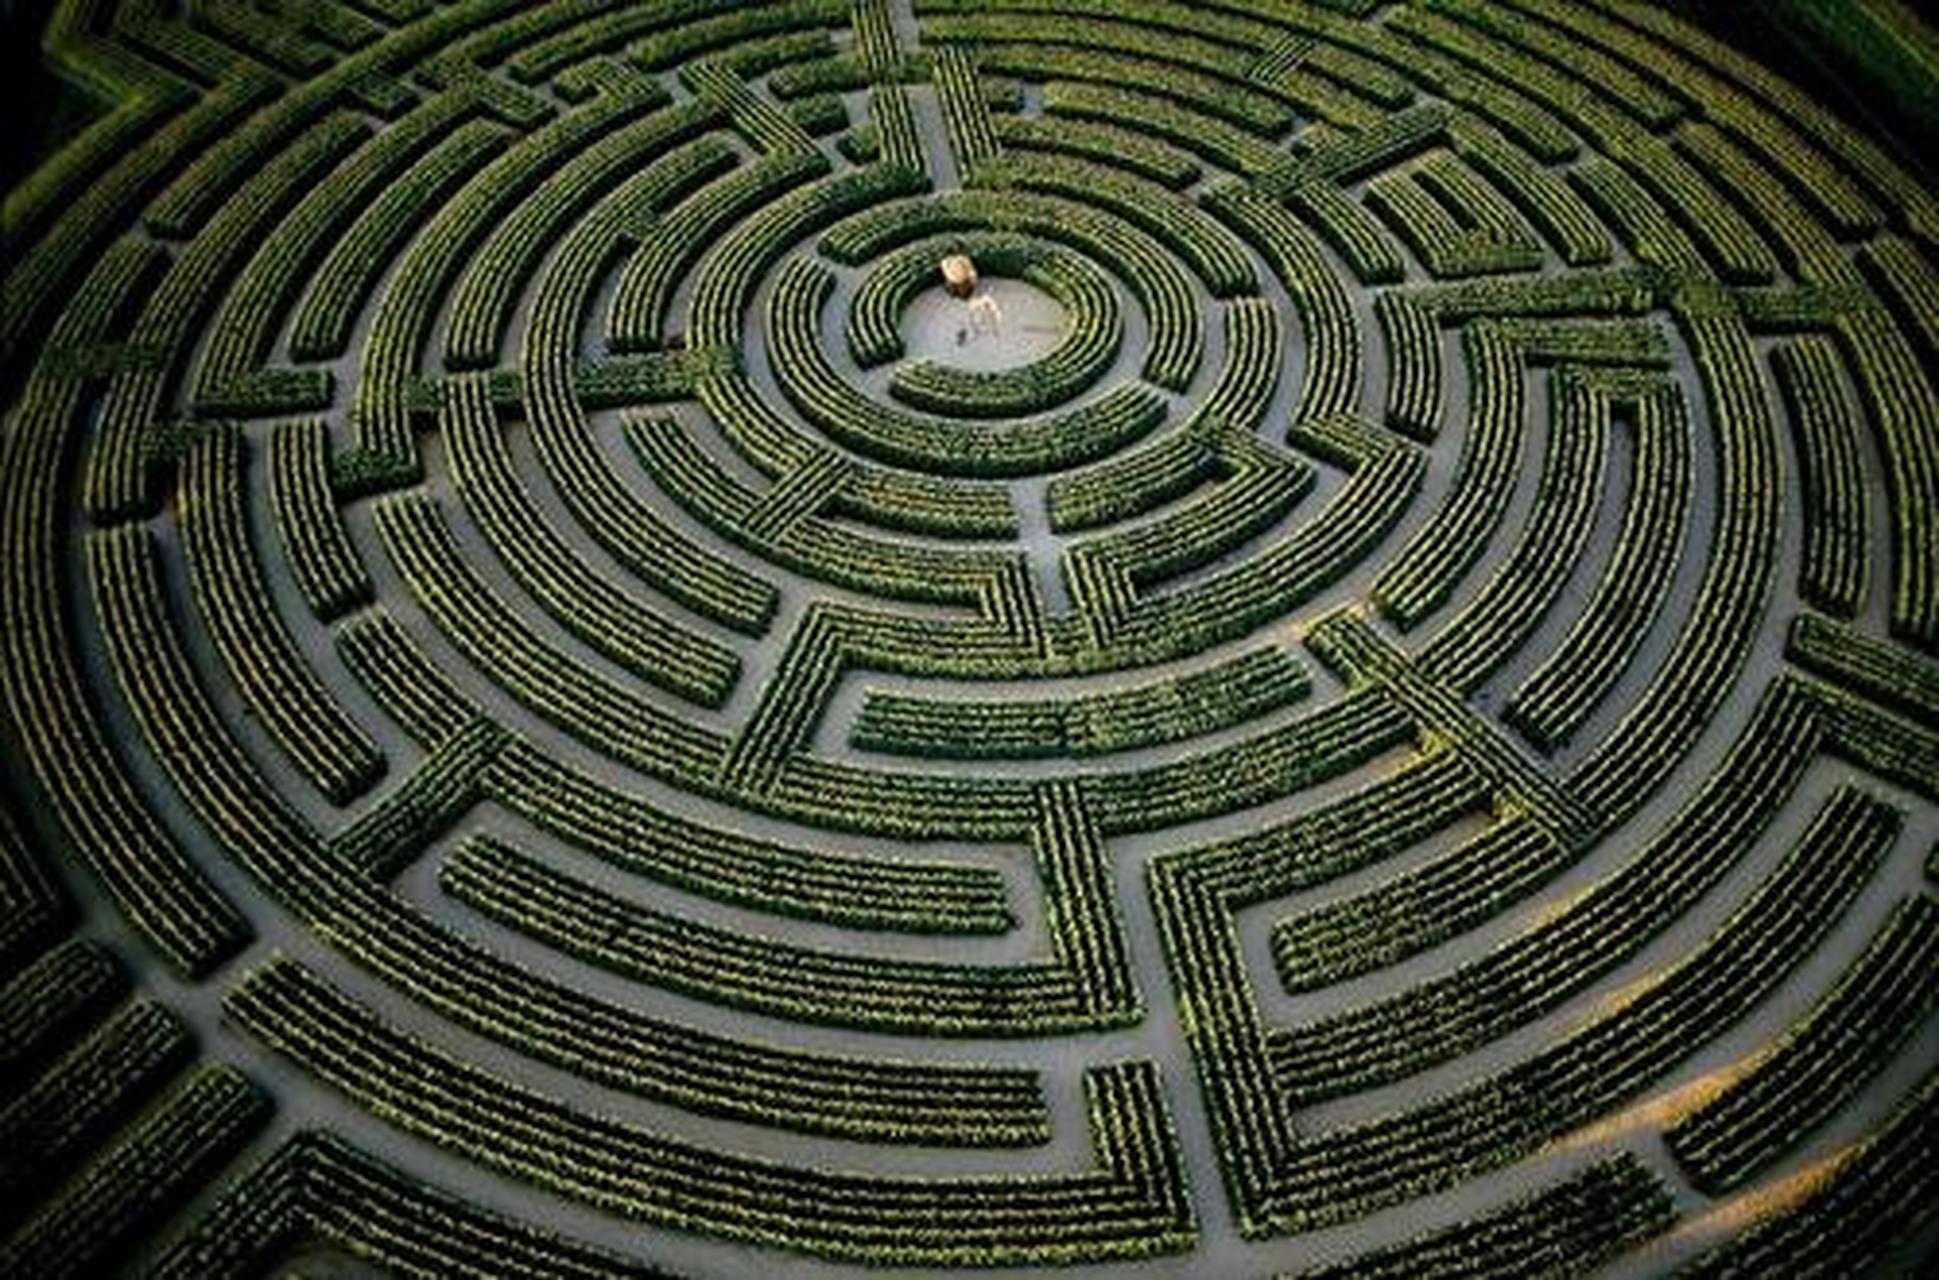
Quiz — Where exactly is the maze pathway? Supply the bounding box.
[2,1,1936,1275]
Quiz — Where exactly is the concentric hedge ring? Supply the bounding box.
[3,1,1937,1277]
[856,235,1122,419]
[767,251,1164,478]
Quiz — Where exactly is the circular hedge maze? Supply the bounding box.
[4,1,1938,1276]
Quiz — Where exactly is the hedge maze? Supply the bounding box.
[2,0,1936,1275]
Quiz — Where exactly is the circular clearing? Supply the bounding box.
[898,278,1069,372]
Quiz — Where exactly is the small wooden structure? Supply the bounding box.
[940,253,978,297]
